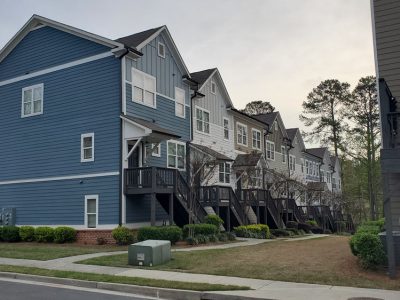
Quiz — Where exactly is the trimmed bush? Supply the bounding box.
[356,225,380,235]
[54,227,77,243]
[310,226,323,234]
[226,232,236,241]
[137,226,182,244]
[217,232,228,242]
[298,229,306,235]
[270,229,290,237]
[204,215,224,229]
[209,234,219,243]
[286,228,300,235]
[112,226,135,245]
[234,224,270,239]
[196,234,210,244]
[298,222,311,233]
[286,221,298,229]
[34,227,54,243]
[354,232,386,269]
[2,226,20,242]
[182,224,218,238]
[363,218,385,232]
[306,220,318,226]
[186,236,199,245]
[349,234,360,256]
[19,226,35,242]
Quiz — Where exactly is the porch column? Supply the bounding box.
[169,193,174,225]
[227,207,231,232]
[256,205,260,224]
[151,193,156,226]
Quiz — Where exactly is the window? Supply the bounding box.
[22,84,43,117]
[251,168,262,187]
[81,133,94,162]
[321,170,325,182]
[223,118,229,140]
[167,141,185,170]
[266,141,275,160]
[338,179,341,189]
[306,160,310,175]
[132,69,156,108]
[158,42,165,58]
[289,155,296,171]
[151,143,161,157]
[281,146,286,163]
[211,81,216,94]
[252,129,261,150]
[332,177,337,189]
[196,107,210,134]
[85,195,98,228]
[237,123,247,146]
[273,121,278,131]
[219,162,231,184]
[327,172,331,183]
[175,87,185,118]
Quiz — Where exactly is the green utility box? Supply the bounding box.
[128,240,171,267]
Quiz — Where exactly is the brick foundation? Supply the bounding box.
[76,230,115,245]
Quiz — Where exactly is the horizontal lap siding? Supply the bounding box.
[0,26,110,81]
[0,175,119,225]
[0,56,121,180]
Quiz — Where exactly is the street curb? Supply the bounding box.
[0,272,271,300]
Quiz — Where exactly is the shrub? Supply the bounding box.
[286,221,298,229]
[54,227,77,243]
[19,226,35,242]
[217,233,228,242]
[270,229,290,237]
[323,229,332,234]
[2,226,20,242]
[310,226,323,234]
[209,234,219,243]
[349,234,360,256]
[137,226,182,244]
[356,225,381,235]
[186,236,198,246]
[306,220,318,227]
[196,234,210,244]
[34,227,54,243]
[298,229,306,235]
[112,226,135,245]
[354,232,386,269]
[335,221,346,233]
[298,222,311,233]
[226,231,236,241]
[286,228,300,235]
[204,215,224,229]
[363,218,385,232]
[234,224,270,239]
[182,224,218,238]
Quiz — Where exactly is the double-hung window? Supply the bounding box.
[158,42,165,58]
[237,123,247,146]
[132,69,156,108]
[151,143,161,157]
[81,133,94,162]
[223,118,229,140]
[281,146,286,163]
[22,84,43,117]
[289,155,296,171]
[85,195,98,228]
[252,129,261,150]
[211,80,216,94]
[306,160,310,175]
[219,162,231,184]
[175,87,185,118]
[196,107,210,134]
[167,141,185,170]
[266,141,275,160]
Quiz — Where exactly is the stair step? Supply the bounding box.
[245,206,258,224]
[204,206,225,231]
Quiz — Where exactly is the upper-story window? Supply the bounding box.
[196,107,210,134]
[306,160,310,175]
[219,162,231,184]
[301,159,304,173]
[237,123,248,146]
[321,170,325,182]
[223,118,229,140]
[289,155,296,171]
[281,146,286,163]
[81,133,94,162]
[158,42,165,58]
[273,121,278,131]
[22,84,43,118]
[332,177,337,189]
[167,140,185,170]
[132,69,156,108]
[252,129,261,150]
[151,143,161,157]
[175,87,185,118]
[211,80,216,94]
[266,141,275,160]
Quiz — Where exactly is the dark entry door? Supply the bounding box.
[128,144,140,168]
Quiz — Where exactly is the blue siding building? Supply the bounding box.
[0,15,195,231]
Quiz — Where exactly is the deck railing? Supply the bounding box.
[124,167,176,191]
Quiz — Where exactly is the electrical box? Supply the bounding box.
[1,208,16,226]
[128,240,171,267]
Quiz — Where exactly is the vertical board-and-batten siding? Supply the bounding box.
[0,26,122,226]
[0,26,110,82]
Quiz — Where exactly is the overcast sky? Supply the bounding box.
[0,0,375,133]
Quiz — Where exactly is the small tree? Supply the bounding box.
[241,100,275,115]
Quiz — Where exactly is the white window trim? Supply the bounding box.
[167,140,186,171]
[237,122,248,146]
[21,83,44,118]
[158,42,166,58]
[151,143,161,157]
[266,140,275,161]
[84,195,98,229]
[132,68,157,109]
[223,117,230,140]
[211,80,216,94]
[289,155,296,171]
[81,133,95,163]
[252,129,262,150]
[175,87,186,119]
[281,146,286,163]
[219,162,231,184]
[195,106,211,135]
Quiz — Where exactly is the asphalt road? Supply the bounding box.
[0,278,159,300]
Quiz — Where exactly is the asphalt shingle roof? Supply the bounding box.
[190,143,233,161]
[286,128,298,141]
[189,68,217,85]
[306,147,327,159]
[116,26,164,48]
[122,114,180,138]
[252,112,278,126]
[232,152,263,168]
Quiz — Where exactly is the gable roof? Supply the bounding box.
[190,68,216,86]
[233,152,263,168]
[0,15,127,64]
[286,128,298,141]
[253,112,278,126]
[229,108,268,127]
[190,143,233,161]
[116,25,190,76]
[306,147,328,159]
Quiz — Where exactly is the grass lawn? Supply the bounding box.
[0,243,123,260]
[0,265,249,291]
[78,236,400,291]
